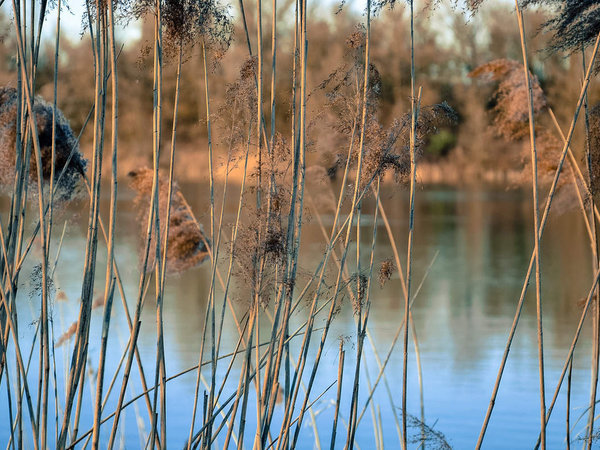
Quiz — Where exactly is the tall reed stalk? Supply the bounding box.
[515,4,546,447]
[403,1,418,447]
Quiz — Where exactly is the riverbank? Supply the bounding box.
[113,142,526,188]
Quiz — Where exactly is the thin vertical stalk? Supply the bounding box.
[515,4,545,447]
[403,1,419,446]
[270,0,277,145]
[256,0,264,210]
[330,341,345,450]
[582,45,600,449]
[188,40,214,449]
[567,356,572,449]
[283,2,368,447]
[107,4,164,448]
[149,0,166,445]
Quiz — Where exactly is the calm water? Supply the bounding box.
[1,184,597,449]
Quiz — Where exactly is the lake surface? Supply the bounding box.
[1,184,597,449]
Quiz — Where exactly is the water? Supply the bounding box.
[0,184,597,449]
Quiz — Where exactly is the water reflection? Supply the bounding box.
[0,185,597,448]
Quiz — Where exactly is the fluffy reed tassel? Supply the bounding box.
[0,86,86,200]
[360,102,458,186]
[469,59,547,140]
[128,167,210,274]
[378,258,395,287]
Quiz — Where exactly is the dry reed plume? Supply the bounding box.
[232,135,294,306]
[91,0,233,57]
[128,167,210,274]
[364,102,458,185]
[469,59,547,140]
[378,258,395,287]
[0,86,86,200]
[406,414,452,449]
[216,57,258,157]
[470,59,578,198]
[321,31,457,186]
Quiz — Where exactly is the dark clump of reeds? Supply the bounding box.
[0,86,87,200]
[378,258,395,287]
[343,272,369,315]
[466,0,486,10]
[469,59,547,140]
[126,0,233,57]
[406,414,452,450]
[232,215,288,308]
[128,167,210,274]
[29,263,55,301]
[522,1,600,57]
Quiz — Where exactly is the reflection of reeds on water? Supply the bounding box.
[0,86,86,200]
[128,167,210,274]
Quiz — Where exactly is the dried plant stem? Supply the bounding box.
[149,1,167,446]
[276,2,367,448]
[330,341,346,450]
[582,47,600,450]
[10,1,53,447]
[515,5,546,447]
[187,44,212,449]
[346,179,380,449]
[256,0,264,210]
[567,357,573,449]
[403,0,420,444]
